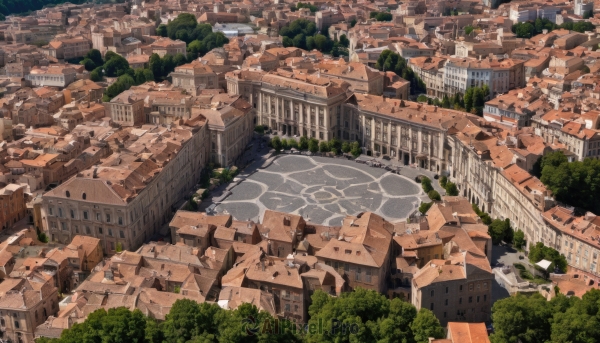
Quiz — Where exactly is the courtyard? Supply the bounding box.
[212,155,425,225]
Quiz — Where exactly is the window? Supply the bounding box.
[366,268,372,282]
[484,295,487,302]
[98,227,103,235]
[459,285,463,291]
[96,213,101,221]
[83,211,88,220]
[14,320,19,329]
[118,216,123,225]
[430,303,434,311]
[477,296,480,303]
[61,222,67,231]
[445,299,448,305]
[120,231,125,239]
[58,208,63,218]
[344,263,349,272]
[49,207,53,216]
[284,303,290,312]
[443,312,447,318]
[355,268,361,281]
[469,296,473,303]
[86,226,91,234]
[106,214,111,223]
[108,229,113,237]
[446,287,449,293]
[70,209,75,219]
[459,298,462,304]
[430,290,434,297]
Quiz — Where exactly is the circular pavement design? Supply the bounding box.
[213,155,423,225]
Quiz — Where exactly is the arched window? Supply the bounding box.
[82,193,87,200]
[65,191,70,198]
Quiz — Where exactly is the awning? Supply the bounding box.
[535,259,552,270]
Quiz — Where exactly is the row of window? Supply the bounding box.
[48,207,124,225]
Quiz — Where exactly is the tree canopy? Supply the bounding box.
[528,242,567,273]
[38,289,446,343]
[538,151,600,214]
[279,19,347,56]
[375,50,425,95]
[370,11,393,21]
[490,290,600,343]
[512,18,597,38]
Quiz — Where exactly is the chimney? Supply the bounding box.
[93,166,99,178]
[283,216,291,226]
[261,259,265,271]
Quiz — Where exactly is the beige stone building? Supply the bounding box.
[0,279,58,343]
[169,60,219,95]
[316,212,393,294]
[106,90,145,127]
[226,68,350,140]
[41,121,209,254]
[199,94,256,166]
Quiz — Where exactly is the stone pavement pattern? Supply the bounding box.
[214,155,424,225]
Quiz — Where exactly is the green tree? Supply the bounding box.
[299,136,309,150]
[308,138,319,153]
[464,87,474,113]
[528,242,567,273]
[439,176,448,188]
[514,229,525,249]
[339,34,349,47]
[350,18,357,27]
[417,95,428,102]
[81,58,96,71]
[104,54,130,77]
[411,308,445,343]
[350,141,361,157]
[420,176,433,193]
[271,136,282,152]
[465,25,475,35]
[156,24,167,37]
[441,95,451,108]
[419,202,433,215]
[491,294,550,343]
[341,141,351,153]
[488,219,508,244]
[85,48,103,67]
[445,182,458,196]
[319,141,329,153]
[428,190,441,201]
[473,87,486,116]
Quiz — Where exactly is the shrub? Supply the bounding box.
[445,182,458,196]
[421,177,433,193]
[319,141,330,153]
[439,176,448,188]
[341,142,351,153]
[299,136,309,150]
[428,190,441,201]
[419,202,433,215]
[271,136,282,152]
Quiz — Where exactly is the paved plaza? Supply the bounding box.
[213,155,425,225]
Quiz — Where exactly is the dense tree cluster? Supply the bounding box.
[487,218,513,245]
[513,18,596,38]
[156,13,229,59]
[270,136,361,157]
[369,11,393,21]
[538,151,600,214]
[37,289,445,343]
[290,2,319,13]
[375,50,426,95]
[528,242,568,273]
[279,19,347,57]
[491,290,600,343]
[420,85,489,116]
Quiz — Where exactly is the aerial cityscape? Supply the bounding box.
[0,0,596,341]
